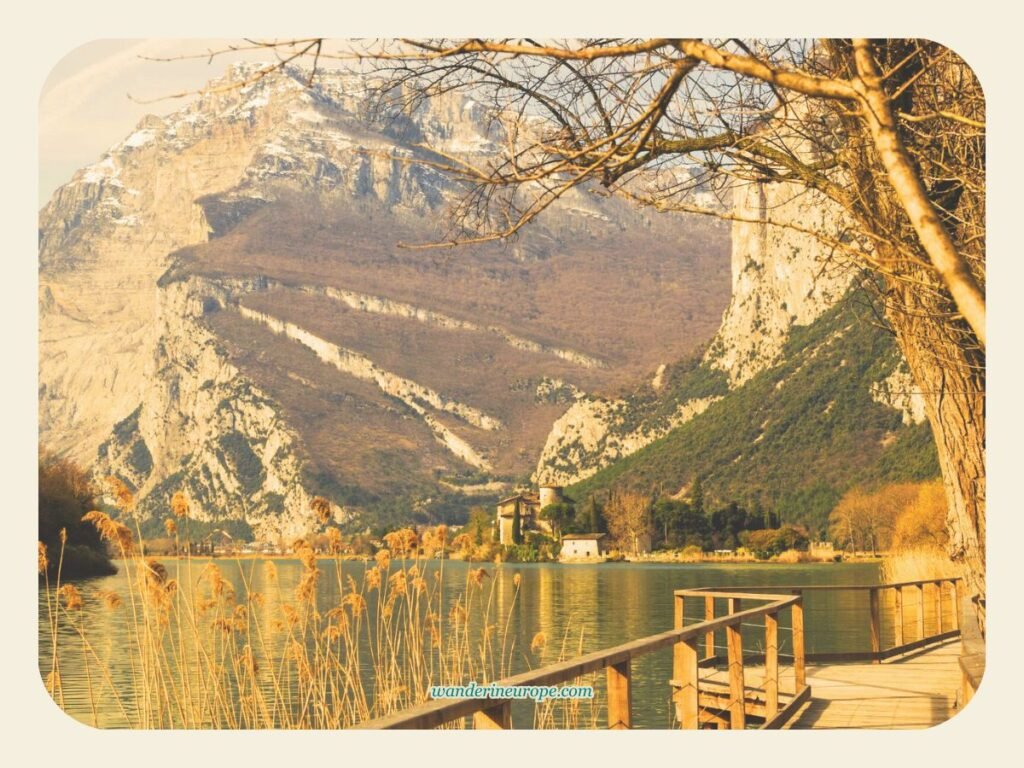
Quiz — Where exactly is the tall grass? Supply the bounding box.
[39,487,602,729]
[880,546,962,584]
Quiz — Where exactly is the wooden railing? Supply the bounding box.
[671,589,809,729]
[684,578,962,664]
[354,577,961,730]
[356,588,807,730]
[958,594,984,706]
[867,578,961,660]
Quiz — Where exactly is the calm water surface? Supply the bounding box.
[40,559,882,728]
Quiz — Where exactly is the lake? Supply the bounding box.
[39,558,881,729]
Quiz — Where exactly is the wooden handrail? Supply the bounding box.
[357,591,801,730]
[894,585,905,647]
[677,577,961,594]
[959,593,984,706]
[791,592,806,687]
[355,578,961,730]
[674,590,807,730]
[679,577,961,665]
[764,610,779,720]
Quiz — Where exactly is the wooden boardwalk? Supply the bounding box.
[358,580,974,730]
[788,640,961,729]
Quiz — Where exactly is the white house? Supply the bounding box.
[559,533,606,560]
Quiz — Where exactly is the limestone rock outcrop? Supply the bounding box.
[703,181,855,387]
[535,176,920,487]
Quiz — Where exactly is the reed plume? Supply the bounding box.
[43,498,608,730]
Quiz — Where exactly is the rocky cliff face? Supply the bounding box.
[535,177,922,487]
[40,65,457,536]
[870,362,928,426]
[40,66,397,465]
[98,276,328,539]
[41,63,730,536]
[702,181,856,386]
[536,394,721,486]
[39,113,240,466]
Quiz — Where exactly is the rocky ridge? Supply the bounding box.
[534,177,925,486]
[41,63,730,535]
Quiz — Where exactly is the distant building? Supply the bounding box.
[496,486,561,545]
[560,533,606,560]
[210,530,235,556]
[809,541,836,560]
[538,484,564,509]
[497,492,540,545]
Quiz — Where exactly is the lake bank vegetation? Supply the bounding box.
[38,472,954,727]
[39,483,600,728]
[87,476,949,569]
[38,450,115,579]
[828,478,961,583]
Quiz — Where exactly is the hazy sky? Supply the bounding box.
[39,39,280,206]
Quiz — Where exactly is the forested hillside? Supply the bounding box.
[569,289,940,535]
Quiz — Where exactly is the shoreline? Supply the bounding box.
[130,551,886,566]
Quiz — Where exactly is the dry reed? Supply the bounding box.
[39,487,607,730]
[881,547,962,584]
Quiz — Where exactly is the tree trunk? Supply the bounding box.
[886,289,985,601]
[827,39,986,610]
[851,40,987,348]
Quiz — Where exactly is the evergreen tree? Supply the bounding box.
[749,495,766,530]
[511,504,523,545]
[466,505,490,544]
[691,476,705,518]
[653,499,683,547]
[582,495,605,533]
[541,502,574,539]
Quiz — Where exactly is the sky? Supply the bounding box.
[39,39,286,206]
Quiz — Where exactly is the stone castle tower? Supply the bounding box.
[539,484,564,508]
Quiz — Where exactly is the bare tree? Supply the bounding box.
[828,484,917,555]
[180,38,986,607]
[604,488,653,557]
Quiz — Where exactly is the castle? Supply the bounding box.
[496,484,563,545]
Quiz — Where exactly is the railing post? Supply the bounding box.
[949,580,959,631]
[869,587,881,662]
[934,581,943,635]
[607,659,633,729]
[704,594,715,660]
[916,583,926,642]
[764,610,779,720]
[894,586,905,648]
[672,591,698,728]
[726,617,745,729]
[791,591,806,689]
[473,701,511,729]
[674,637,700,729]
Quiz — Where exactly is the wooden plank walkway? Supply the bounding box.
[787,640,962,729]
[697,639,961,729]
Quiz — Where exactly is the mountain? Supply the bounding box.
[551,180,939,535]
[39,63,731,539]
